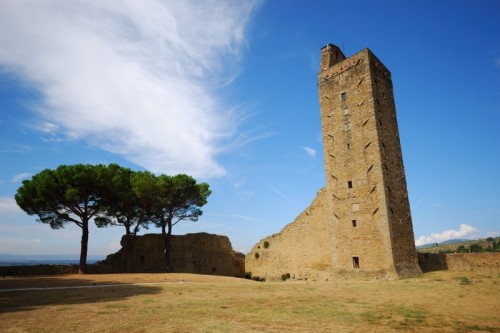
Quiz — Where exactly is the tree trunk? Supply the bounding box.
[166,221,173,272]
[162,222,174,273]
[124,227,134,273]
[79,221,89,274]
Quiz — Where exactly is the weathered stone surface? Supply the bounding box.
[418,252,500,273]
[246,188,334,281]
[96,233,245,277]
[246,43,422,280]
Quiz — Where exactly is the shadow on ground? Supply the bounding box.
[0,276,163,313]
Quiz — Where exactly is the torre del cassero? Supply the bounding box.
[246,44,422,280]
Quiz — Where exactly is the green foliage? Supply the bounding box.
[420,237,500,254]
[152,174,211,229]
[15,164,108,229]
[457,276,472,285]
[14,164,211,274]
[244,272,265,282]
[254,252,260,259]
[468,243,483,253]
[281,273,291,281]
[263,241,269,249]
[15,164,110,273]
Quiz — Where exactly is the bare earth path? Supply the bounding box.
[0,271,499,332]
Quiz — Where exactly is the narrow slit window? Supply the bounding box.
[352,220,357,227]
[347,181,353,188]
[341,92,347,100]
[352,257,360,269]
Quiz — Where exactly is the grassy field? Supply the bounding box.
[0,271,499,332]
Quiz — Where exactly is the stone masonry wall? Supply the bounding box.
[245,189,334,281]
[96,233,245,277]
[418,252,500,273]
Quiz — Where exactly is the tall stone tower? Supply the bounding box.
[318,44,421,276]
[245,43,421,280]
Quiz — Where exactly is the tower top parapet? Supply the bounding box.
[320,43,346,71]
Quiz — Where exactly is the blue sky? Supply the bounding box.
[0,0,499,256]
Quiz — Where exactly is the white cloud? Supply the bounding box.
[0,0,260,178]
[11,172,31,182]
[0,197,23,214]
[415,223,479,246]
[301,146,317,158]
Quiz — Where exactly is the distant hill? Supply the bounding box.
[416,239,470,249]
[417,237,500,254]
[0,254,105,266]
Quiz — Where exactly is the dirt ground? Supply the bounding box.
[1,271,499,332]
[0,273,244,290]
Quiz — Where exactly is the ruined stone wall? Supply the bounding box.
[97,233,245,277]
[418,252,500,273]
[245,189,334,281]
[0,233,244,277]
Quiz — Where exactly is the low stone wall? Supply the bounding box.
[418,252,500,273]
[0,264,78,276]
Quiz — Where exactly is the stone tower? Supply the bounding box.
[245,43,421,280]
[318,44,421,276]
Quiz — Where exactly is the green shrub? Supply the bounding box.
[281,273,291,281]
[255,252,260,259]
[469,243,483,253]
[263,241,269,249]
[458,276,472,285]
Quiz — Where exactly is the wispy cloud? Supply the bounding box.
[0,0,260,178]
[257,177,300,208]
[0,197,22,214]
[206,212,257,222]
[30,121,59,134]
[415,223,479,246]
[301,146,317,158]
[0,144,32,154]
[11,172,31,182]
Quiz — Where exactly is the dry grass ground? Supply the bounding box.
[0,271,499,332]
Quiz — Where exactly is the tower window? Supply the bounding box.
[347,181,353,188]
[352,257,360,269]
[341,92,347,100]
[352,220,357,227]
